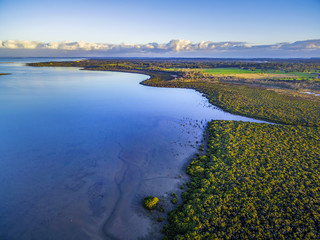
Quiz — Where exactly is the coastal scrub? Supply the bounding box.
[143,196,159,210]
[163,121,320,239]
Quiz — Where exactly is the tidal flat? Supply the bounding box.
[0,59,265,240]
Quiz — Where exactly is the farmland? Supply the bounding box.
[166,67,317,80]
[197,68,316,79]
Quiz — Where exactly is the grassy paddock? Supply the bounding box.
[197,68,315,79]
[166,67,317,80]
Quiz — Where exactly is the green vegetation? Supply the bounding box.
[143,196,159,210]
[197,68,315,78]
[171,198,177,204]
[199,144,205,151]
[170,193,178,204]
[159,206,165,212]
[27,58,320,77]
[201,67,271,74]
[163,121,320,239]
[27,59,320,84]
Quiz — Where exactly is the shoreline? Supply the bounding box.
[29,62,275,125]
[27,60,320,127]
[24,63,225,239]
[75,67,241,239]
[74,67,273,239]
[26,61,320,238]
[84,68,277,126]
[79,68,221,239]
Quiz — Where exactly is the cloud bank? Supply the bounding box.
[0,39,319,57]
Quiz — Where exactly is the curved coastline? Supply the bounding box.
[26,61,320,239]
[27,60,320,127]
[28,61,273,124]
[81,68,274,125]
[26,63,261,239]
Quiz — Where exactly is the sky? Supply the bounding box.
[0,0,319,57]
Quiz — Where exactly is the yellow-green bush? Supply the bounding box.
[143,196,159,210]
[163,121,320,239]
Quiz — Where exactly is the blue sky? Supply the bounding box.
[0,0,319,57]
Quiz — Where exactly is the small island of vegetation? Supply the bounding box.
[143,196,159,210]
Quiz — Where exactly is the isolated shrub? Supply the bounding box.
[143,196,159,210]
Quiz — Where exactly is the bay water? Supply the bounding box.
[0,59,265,239]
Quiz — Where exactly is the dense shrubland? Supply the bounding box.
[163,121,320,239]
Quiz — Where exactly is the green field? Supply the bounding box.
[199,68,315,78]
[200,68,268,74]
[166,67,317,79]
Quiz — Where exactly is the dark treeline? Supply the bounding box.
[28,58,320,73]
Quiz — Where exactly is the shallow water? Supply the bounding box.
[0,58,265,240]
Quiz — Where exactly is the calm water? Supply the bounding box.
[0,58,265,240]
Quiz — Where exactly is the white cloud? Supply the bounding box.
[0,40,44,49]
[0,39,319,57]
